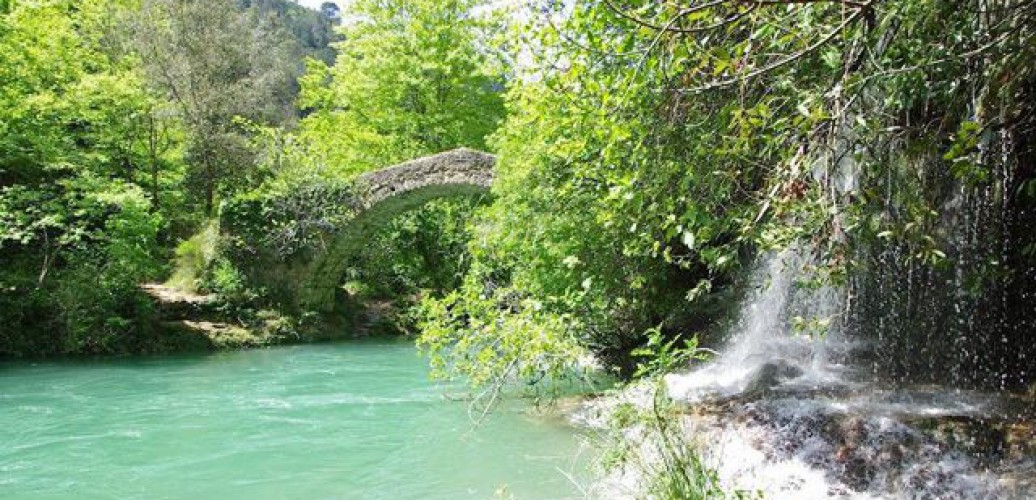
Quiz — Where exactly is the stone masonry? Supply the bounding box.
[300,148,496,311]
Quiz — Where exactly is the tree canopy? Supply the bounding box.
[295,0,506,176]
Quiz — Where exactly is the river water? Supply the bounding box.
[0,340,589,499]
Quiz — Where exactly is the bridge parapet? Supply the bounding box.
[354,148,495,209]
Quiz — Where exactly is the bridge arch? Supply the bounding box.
[300,148,496,311]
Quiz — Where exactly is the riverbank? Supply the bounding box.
[133,283,399,355]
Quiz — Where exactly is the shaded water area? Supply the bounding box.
[0,340,589,499]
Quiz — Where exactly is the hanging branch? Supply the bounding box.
[593,0,875,94]
[602,0,868,34]
[674,6,870,93]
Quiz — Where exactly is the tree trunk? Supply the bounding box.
[205,156,215,216]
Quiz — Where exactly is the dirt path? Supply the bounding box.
[140,283,262,349]
[140,283,215,306]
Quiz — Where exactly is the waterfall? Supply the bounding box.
[665,248,854,403]
[851,146,1036,390]
[650,248,1035,499]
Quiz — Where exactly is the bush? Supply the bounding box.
[0,182,164,356]
[167,219,220,292]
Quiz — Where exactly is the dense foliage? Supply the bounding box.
[295,0,505,175]
[0,0,339,356]
[417,0,1036,389]
[240,0,340,64]
[126,0,303,215]
[0,0,168,354]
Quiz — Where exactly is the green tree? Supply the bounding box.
[238,0,340,63]
[0,0,172,355]
[296,0,506,176]
[128,0,298,215]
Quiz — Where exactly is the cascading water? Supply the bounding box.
[664,249,853,403]
[849,86,1036,391]
[851,161,1034,390]
[683,251,1031,497]
[586,249,1034,499]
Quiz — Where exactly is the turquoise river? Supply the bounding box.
[0,340,590,499]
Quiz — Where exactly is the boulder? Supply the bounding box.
[742,359,804,395]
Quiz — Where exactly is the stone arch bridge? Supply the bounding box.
[299,148,495,311]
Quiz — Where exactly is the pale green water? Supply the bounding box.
[0,340,590,499]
